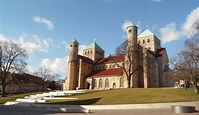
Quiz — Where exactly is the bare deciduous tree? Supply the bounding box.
[171,36,199,93]
[0,41,27,97]
[115,40,142,88]
[34,68,60,91]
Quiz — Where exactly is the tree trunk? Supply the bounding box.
[127,77,131,88]
[1,83,6,97]
[42,85,45,92]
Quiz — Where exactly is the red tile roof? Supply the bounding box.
[95,55,123,64]
[78,55,93,64]
[86,68,123,78]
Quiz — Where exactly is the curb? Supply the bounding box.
[47,107,90,113]
[5,101,199,112]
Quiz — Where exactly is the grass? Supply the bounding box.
[45,88,199,105]
[0,88,199,105]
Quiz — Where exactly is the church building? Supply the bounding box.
[63,23,173,90]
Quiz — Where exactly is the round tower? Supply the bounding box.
[66,39,79,90]
[126,23,138,50]
[126,23,139,88]
[69,39,79,61]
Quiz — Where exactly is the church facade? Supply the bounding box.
[63,24,173,90]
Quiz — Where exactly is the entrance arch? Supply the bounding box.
[113,83,116,89]
[87,83,91,89]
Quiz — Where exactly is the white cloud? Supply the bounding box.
[122,20,142,35]
[33,16,54,30]
[18,34,52,54]
[182,7,199,36]
[26,65,36,74]
[122,20,135,31]
[78,45,87,55]
[160,23,182,44]
[0,34,10,42]
[41,56,68,75]
[0,33,53,54]
[160,7,199,44]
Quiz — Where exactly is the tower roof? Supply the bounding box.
[85,41,104,51]
[138,29,154,38]
[71,39,78,43]
[126,23,137,29]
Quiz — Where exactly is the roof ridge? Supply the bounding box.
[85,41,104,51]
[138,29,154,38]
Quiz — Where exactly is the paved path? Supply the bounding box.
[0,105,199,115]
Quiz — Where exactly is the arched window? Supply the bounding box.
[99,79,103,88]
[87,51,89,54]
[120,77,124,87]
[93,79,97,87]
[147,39,150,43]
[143,40,145,44]
[84,52,86,55]
[138,40,140,44]
[90,50,92,54]
[105,78,109,88]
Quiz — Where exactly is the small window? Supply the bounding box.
[143,40,145,44]
[120,77,124,87]
[147,39,150,43]
[105,78,109,88]
[90,50,92,54]
[75,45,77,47]
[99,79,103,88]
[138,40,140,44]
[70,44,72,47]
[94,79,97,87]
[128,29,132,33]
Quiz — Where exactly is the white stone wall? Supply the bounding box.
[85,76,124,90]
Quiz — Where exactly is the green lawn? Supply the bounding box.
[46,88,199,105]
[1,88,199,105]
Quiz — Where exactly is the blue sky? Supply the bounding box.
[0,0,199,79]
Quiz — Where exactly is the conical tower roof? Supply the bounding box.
[70,39,78,43]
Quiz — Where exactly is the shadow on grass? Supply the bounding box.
[48,97,101,105]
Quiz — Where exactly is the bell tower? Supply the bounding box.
[126,23,138,50]
[126,23,139,87]
[66,39,79,90]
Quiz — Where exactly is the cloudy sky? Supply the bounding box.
[0,0,198,79]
